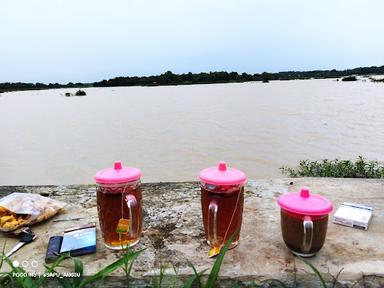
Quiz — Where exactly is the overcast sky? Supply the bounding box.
[1,0,384,83]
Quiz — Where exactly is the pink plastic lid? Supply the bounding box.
[95,161,141,184]
[199,161,247,186]
[277,187,333,216]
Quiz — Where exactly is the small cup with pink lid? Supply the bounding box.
[277,187,333,257]
[95,161,143,249]
[199,161,247,254]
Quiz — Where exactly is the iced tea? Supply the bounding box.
[281,209,328,256]
[201,184,244,249]
[96,181,142,249]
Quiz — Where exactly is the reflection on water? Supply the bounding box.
[0,79,383,185]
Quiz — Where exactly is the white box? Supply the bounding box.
[333,202,373,230]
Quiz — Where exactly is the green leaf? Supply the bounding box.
[58,278,72,288]
[0,244,7,270]
[171,263,180,288]
[72,257,84,287]
[186,261,206,288]
[183,262,207,288]
[36,254,69,287]
[73,258,84,276]
[0,272,12,287]
[2,256,36,288]
[183,271,207,288]
[122,245,136,288]
[125,256,136,288]
[79,248,145,287]
[205,229,239,288]
[153,262,165,288]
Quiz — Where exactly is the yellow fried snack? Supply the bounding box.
[0,215,16,226]
[0,206,27,229]
[3,221,18,228]
[3,217,26,228]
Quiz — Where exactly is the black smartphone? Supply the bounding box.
[45,236,63,263]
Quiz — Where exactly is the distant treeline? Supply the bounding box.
[0,82,91,93]
[94,65,384,87]
[1,65,384,93]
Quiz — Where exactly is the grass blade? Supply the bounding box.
[0,272,12,288]
[155,263,165,288]
[186,261,206,288]
[125,250,137,288]
[183,270,206,288]
[58,278,72,288]
[299,256,327,288]
[2,256,35,288]
[205,229,239,288]
[171,263,180,288]
[72,257,84,287]
[0,243,6,270]
[79,248,145,287]
[331,268,344,287]
[36,254,69,287]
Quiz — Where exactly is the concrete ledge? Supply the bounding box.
[0,178,383,287]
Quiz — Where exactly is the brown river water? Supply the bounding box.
[0,79,383,185]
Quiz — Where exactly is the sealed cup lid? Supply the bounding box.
[199,161,247,185]
[95,161,141,184]
[277,187,333,216]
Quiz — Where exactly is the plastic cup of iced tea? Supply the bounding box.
[277,187,333,257]
[199,162,247,250]
[95,161,143,249]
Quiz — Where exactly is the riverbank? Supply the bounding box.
[1,65,384,93]
[0,178,383,287]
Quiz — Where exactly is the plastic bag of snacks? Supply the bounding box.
[0,193,66,232]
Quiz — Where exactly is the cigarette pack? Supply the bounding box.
[333,202,373,230]
[60,223,96,256]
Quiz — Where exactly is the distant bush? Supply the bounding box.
[341,76,357,81]
[280,156,384,178]
[261,72,271,83]
[64,92,71,97]
[75,89,86,96]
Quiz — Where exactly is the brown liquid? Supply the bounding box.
[201,185,244,248]
[281,210,328,255]
[97,183,142,248]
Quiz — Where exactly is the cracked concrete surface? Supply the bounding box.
[0,178,383,287]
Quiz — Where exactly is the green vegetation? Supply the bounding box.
[280,156,384,178]
[74,90,86,96]
[1,65,384,93]
[0,232,238,288]
[0,233,372,287]
[261,72,271,83]
[0,247,144,288]
[93,65,384,87]
[341,76,357,81]
[0,82,91,94]
[63,90,86,97]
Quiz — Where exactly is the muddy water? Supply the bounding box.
[0,79,383,185]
